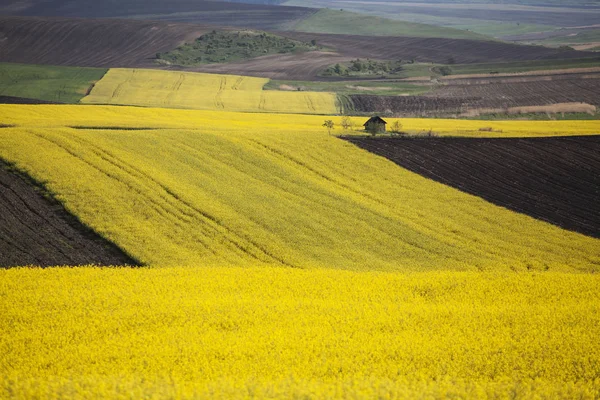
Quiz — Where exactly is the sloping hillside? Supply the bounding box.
[0,63,106,103]
[0,17,208,68]
[0,160,138,267]
[0,105,597,271]
[81,69,340,114]
[0,0,317,30]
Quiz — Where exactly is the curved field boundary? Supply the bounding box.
[343,135,600,238]
[81,68,339,114]
[0,159,139,267]
[1,105,598,271]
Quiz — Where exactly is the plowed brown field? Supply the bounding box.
[343,135,600,238]
[0,16,209,68]
[2,16,597,80]
[0,160,138,267]
[351,73,600,115]
[280,32,598,64]
[1,0,317,30]
[427,74,600,109]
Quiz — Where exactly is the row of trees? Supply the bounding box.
[322,118,403,135]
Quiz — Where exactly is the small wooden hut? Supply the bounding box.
[364,116,387,133]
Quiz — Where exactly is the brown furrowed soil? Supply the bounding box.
[1,0,317,31]
[349,95,469,116]
[351,73,600,116]
[0,160,138,267]
[343,135,600,238]
[0,16,209,68]
[427,74,600,109]
[1,16,597,80]
[280,32,598,64]
[187,51,350,80]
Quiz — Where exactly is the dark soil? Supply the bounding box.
[351,74,600,116]
[280,32,598,64]
[349,95,472,116]
[0,16,210,68]
[0,95,60,104]
[0,160,139,267]
[342,135,600,238]
[2,0,317,31]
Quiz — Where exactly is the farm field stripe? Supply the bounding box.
[0,105,598,271]
[0,159,137,267]
[343,136,600,238]
[81,68,338,115]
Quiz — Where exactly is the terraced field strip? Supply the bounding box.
[0,160,137,267]
[0,105,597,271]
[82,69,339,114]
[344,136,600,238]
[0,62,107,103]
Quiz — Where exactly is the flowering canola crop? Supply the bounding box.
[1,267,599,398]
[0,105,597,270]
[1,104,599,398]
[81,68,340,114]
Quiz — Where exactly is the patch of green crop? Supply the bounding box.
[0,63,107,103]
[287,9,490,40]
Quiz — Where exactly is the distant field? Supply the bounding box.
[0,16,209,68]
[445,58,600,75]
[288,8,488,40]
[284,0,600,37]
[282,32,597,65]
[264,79,431,96]
[82,69,339,114]
[0,0,318,31]
[0,63,106,103]
[1,105,598,270]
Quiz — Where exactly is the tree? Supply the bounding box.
[390,120,403,135]
[438,66,452,76]
[340,116,354,130]
[322,120,335,135]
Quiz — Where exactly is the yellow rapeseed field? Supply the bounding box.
[1,267,599,398]
[1,105,599,398]
[81,68,340,114]
[0,105,597,270]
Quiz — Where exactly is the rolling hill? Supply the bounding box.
[81,68,340,114]
[1,0,318,30]
[0,104,597,271]
[2,16,596,82]
[0,17,209,68]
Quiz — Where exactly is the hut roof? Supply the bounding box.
[363,116,387,126]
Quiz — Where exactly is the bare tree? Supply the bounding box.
[390,120,403,135]
[323,120,335,135]
[340,116,354,130]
